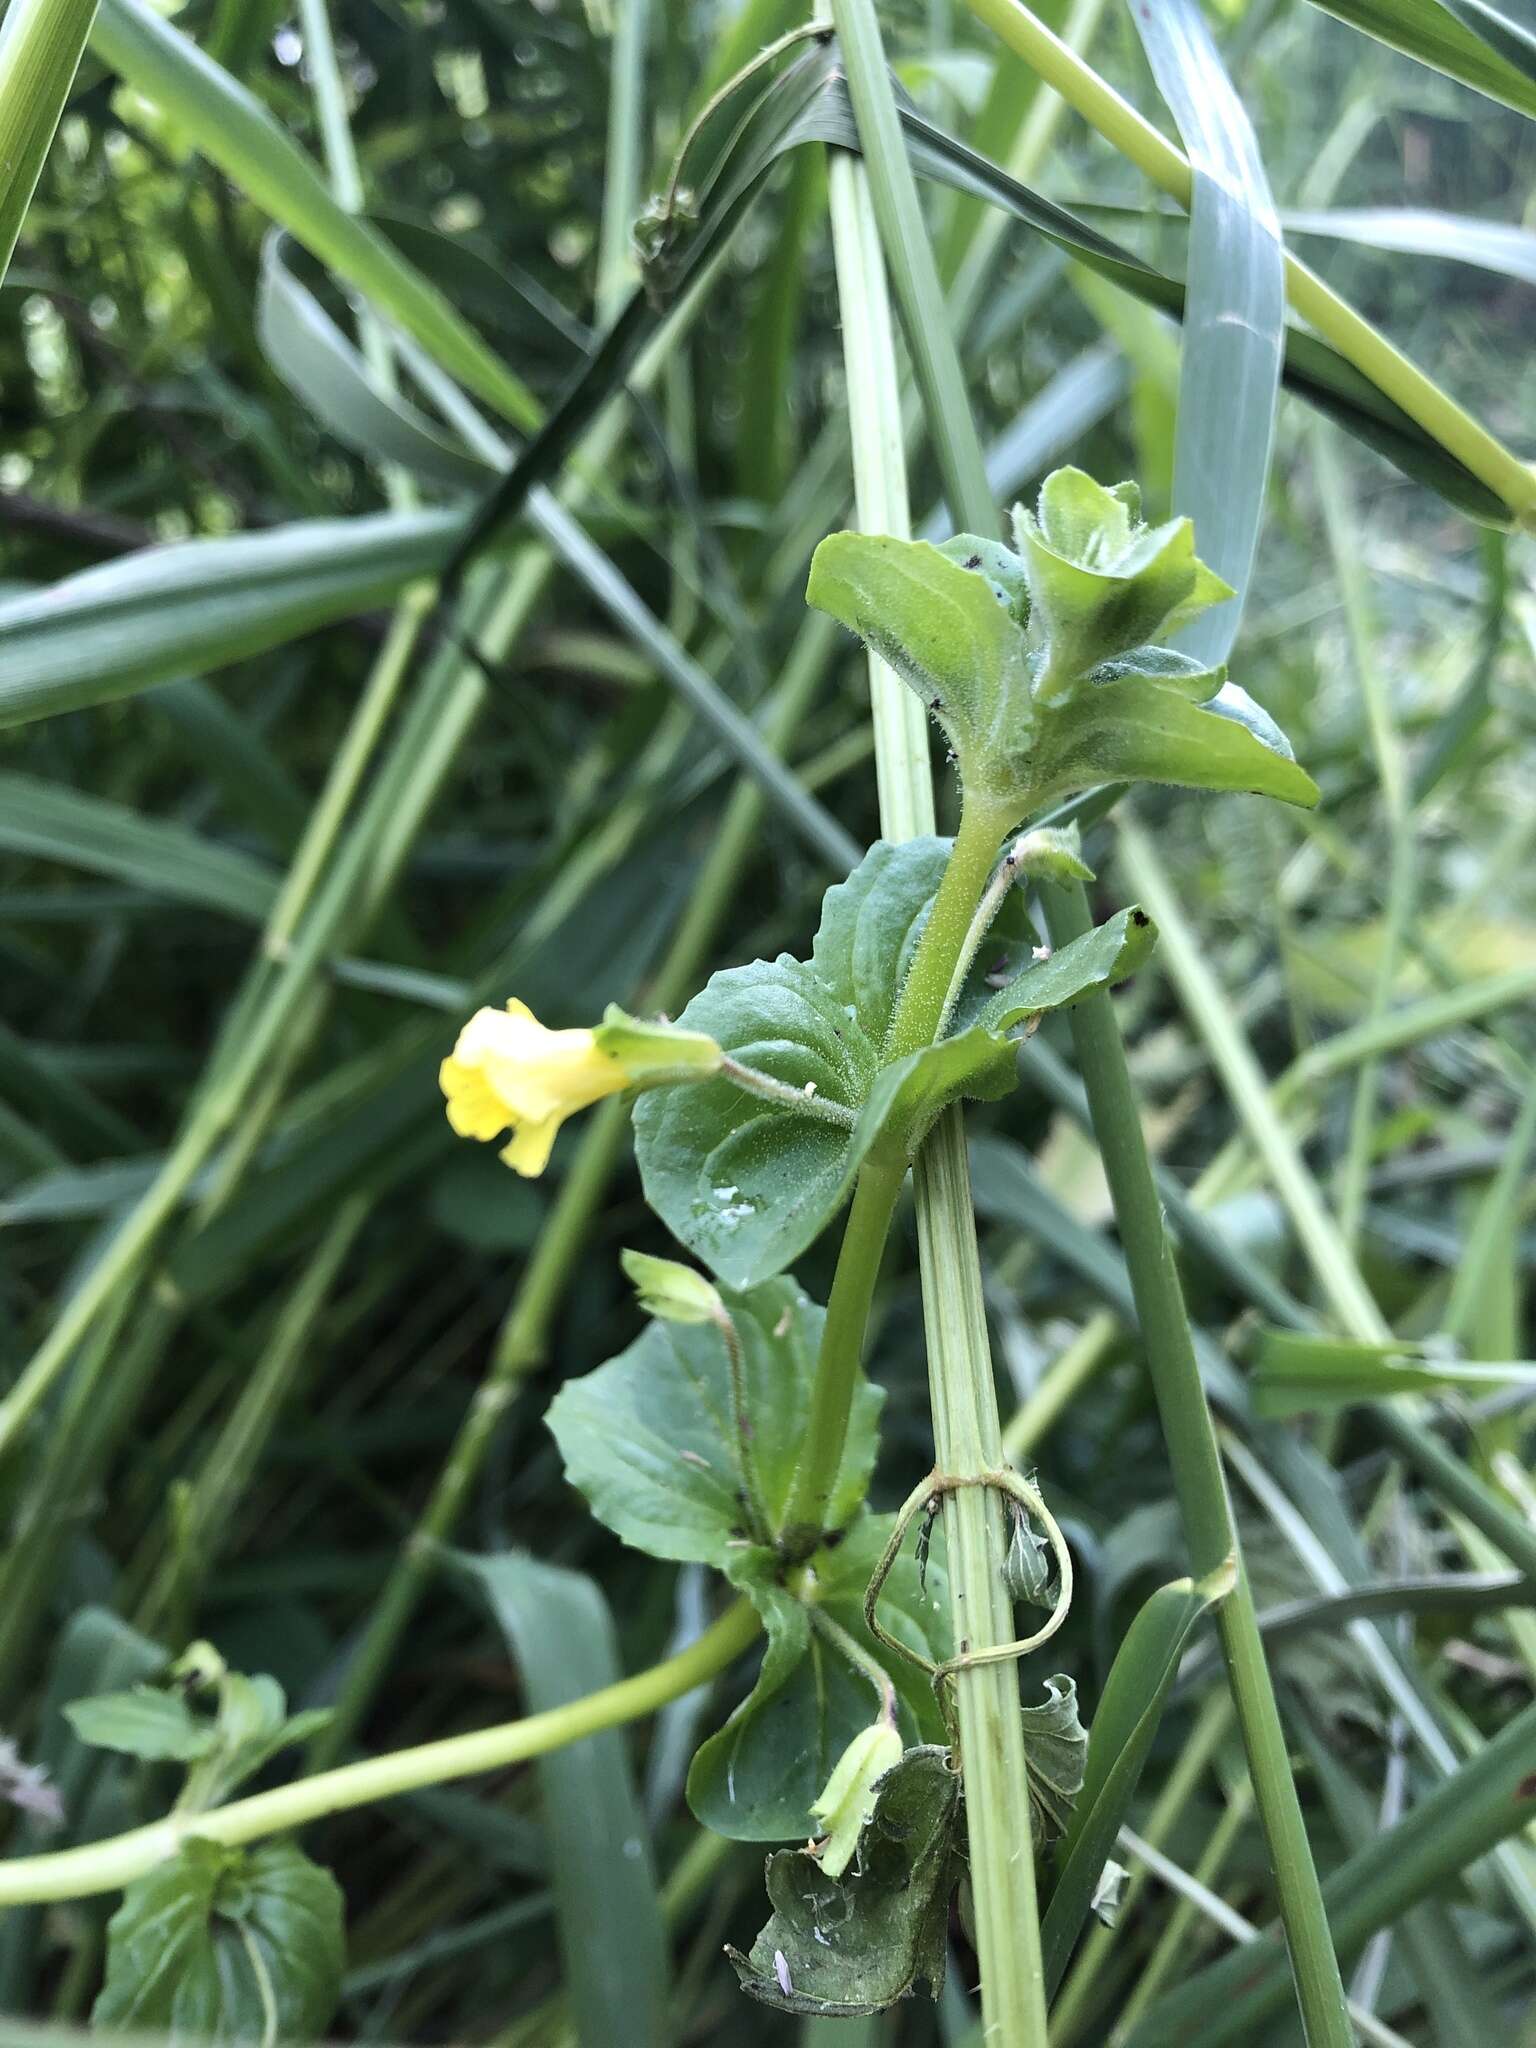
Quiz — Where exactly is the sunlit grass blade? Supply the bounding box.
[0,0,98,284]
[1284,206,1536,284]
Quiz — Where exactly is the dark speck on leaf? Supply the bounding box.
[1131,909,1150,927]
[964,553,982,570]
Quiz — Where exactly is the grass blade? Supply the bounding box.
[466,1553,669,2048]
[1041,1565,1233,1991]
[1284,206,1536,285]
[90,0,540,428]
[1128,1693,1536,2042]
[1129,0,1283,666]
[0,773,277,923]
[1304,0,1536,116]
[0,509,464,726]
[0,0,98,283]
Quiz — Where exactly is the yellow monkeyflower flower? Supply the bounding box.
[440,999,722,1177]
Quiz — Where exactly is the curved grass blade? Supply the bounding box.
[258,233,494,491]
[1284,207,1536,287]
[1041,1562,1234,1992]
[0,508,466,727]
[1129,0,1283,666]
[1303,0,1536,117]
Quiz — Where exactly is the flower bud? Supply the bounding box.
[809,1720,902,1879]
[620,1249,724,1327]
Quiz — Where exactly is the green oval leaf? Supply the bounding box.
[94,1838,345,2044]
[547,1274,881,1562]
[635,841,1160,1284]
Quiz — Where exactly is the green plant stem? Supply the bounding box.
[1047,874,1351,2048]
[782,796,1011,1541]
[829,0,992,538]
[809,1606,897,1720]
[814,7,1051,2036]
[0,1601,761,1906]
[596,0,648,324]
[779,1153,910,1547]
[0,0,98,284]
[961,0,1536,526]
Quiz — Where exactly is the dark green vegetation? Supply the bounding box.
[1,0,1535,2042]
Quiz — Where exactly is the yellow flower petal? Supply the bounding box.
[439,1055,512,1142]
[500,1113,559,1176]
[452,1004,626,1124]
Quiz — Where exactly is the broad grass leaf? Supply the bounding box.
[468,1554,668,2048]
[0,773,278,924]
[0,510,464,727]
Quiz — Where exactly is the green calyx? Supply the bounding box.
[807,466,1318,822]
